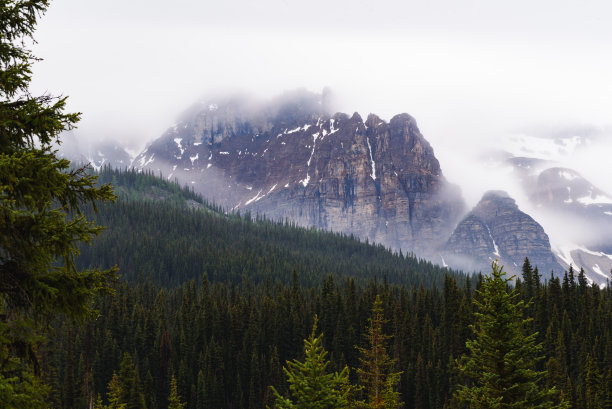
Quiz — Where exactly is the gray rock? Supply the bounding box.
[133,92,465,256]
[443,191,563,276]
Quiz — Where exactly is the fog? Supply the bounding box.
[30,0,612,213]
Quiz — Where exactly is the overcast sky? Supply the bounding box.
[30,0,612,205]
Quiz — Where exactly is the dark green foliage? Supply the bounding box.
[0,0,116,405]
[78,167,461,288]
[42,262,612,409]
[36,170,612,409]
[454,263,565,409]
[356,295,402,409]
[271,317,352,409]
[118,353,145,409]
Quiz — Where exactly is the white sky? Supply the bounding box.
[30,0,612,206]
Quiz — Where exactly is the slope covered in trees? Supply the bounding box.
[77,167,462,288]
[47,168,609,409]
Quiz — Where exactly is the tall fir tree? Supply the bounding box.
[105,372,127,409]
[168,374,186,409]
[0,0,115,405]
[118,353,145,409]
[356,295,402,409]
[271,316,352,409]
[454,262,567,409]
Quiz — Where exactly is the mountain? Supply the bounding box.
[503,153,612,284]
[442,191,563,276]
[132,91,466,256]
[58,132,133,170]
[121,90,610,280]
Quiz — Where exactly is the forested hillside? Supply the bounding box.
[77,168,460,288]
[38,169,612,409]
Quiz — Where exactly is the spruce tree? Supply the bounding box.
[454,262,567,409]
[270,316,352,409]
[168,374,186,409]
[106,372,127,409]
[118,353,145,409]
[0,0,116,318]
[0,0,115,405]
[356,295,402,409]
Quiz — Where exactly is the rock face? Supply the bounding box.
[443,191,563,275]
[132,91,465,255]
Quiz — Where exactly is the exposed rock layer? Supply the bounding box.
[444,191,563,275]
[133,93,465,255]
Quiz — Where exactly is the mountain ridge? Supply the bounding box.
[132,93,466,257]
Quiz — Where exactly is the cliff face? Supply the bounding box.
[133,93,465,255]
[443,191,563,275]
[245,112,465,254]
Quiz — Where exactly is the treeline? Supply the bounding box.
[77,167,460,288]
[44,261,612,409]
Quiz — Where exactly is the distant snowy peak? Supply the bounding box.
[504,133,591,162]
[501,152,612,283]
[554,245,612,287]
[59,137,133,171]
[535,167,612,208]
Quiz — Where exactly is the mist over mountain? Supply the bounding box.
[62,89,612,284]
[131,89,466,257]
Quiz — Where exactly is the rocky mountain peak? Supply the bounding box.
[133,91,465,256]
[472,190,515,221]
[365,113,383,127]
[443,190,562,275]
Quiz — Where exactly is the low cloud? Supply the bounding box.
[29,0,612,250]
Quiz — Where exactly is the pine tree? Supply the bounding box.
[584,354,602,409]
[0,0,116,404]
[118,353,145,409]
[270,316,352,409]
[106,372,127,409]
[454,262,567,409]
[0,0,116,318]
[522,258,535,300]
[168,374,186,409]
[356,295,402,409]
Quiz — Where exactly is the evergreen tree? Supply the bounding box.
[0,0,115,404]
[522,258,534,300]
[118,353,145,409]
[356,295,402,409]
[0,0,116,318]
[271,317,352,409]
[584,354,602,409]
[106,372,127,409]
[168,374,186,409]
[454,263,566,409]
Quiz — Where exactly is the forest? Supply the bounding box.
[40,169,612,409]
[2,2,611,406]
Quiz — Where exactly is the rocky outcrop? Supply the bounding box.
[132,91,465,256]
[443,191,563,275]
[246,112,465,254]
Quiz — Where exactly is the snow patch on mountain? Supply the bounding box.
[577,193,612,205]
[366,137,376,180]
[174,138,184,155]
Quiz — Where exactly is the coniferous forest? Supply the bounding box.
[2,3,612,408]
[40,168,612,409]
